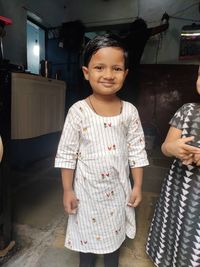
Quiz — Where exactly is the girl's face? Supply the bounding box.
[82,47,128,97]
[197,66,200,95]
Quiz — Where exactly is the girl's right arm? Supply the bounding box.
[161,126,200,163]
[61,168,79,214]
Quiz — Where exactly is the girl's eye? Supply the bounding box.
[113,67,123,71]
[94,66,103,70]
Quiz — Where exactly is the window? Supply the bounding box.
[27,19,45,74]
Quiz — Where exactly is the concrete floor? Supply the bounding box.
[1,148,172,267]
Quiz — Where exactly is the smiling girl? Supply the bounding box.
[55,34,149,267]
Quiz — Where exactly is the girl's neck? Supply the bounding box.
[91,93,119,103]
[87,94,122,117]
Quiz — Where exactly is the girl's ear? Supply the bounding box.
[82,66,89,80]
[125,69,129,78]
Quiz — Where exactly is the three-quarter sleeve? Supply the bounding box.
[127,106,149,168]
[55,106,81,169]
[169,103,189,130]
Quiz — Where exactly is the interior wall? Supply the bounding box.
[66,0,137,26]
[137,64,199,143]
[1,0,200,66]
[67,0,200,65]
[0,0,67,65]
[141,0,200,64]
[0,0,27,66]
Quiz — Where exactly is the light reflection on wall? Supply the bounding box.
[159,90,181,108]
[27,20,45,74]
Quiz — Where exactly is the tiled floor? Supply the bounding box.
[2,148,171,267]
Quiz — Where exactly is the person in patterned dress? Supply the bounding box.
[55,34,149,267]
[146,66,200,267]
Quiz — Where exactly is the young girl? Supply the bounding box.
[55,34,149,267]
[146,66,200,267]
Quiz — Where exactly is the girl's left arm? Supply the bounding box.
[128,167,143,208]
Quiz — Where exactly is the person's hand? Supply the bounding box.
[193,153,200,166]
[127,186,142,208]
[63,190,79,214]
[165,136,200,162]
[182,155,194,165]
[161,12,169,23]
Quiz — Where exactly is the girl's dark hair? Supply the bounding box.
[82,33,128,68]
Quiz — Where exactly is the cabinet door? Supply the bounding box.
[11,73,66,139]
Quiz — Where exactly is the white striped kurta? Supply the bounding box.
[55,100,149,254]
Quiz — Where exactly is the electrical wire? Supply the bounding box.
[171,1,200,16]
[137,0,140,18]
[168,16,200,23]
[151,1,200,64]
[145,1,200,25]
[165,1,200,23]
[155,34,162,64]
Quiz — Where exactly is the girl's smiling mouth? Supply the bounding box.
[100,81,115,86]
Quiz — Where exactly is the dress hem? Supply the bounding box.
[146,252,158,267]
[64,237,126,254]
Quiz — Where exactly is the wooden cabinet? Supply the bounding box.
[0,72,66,166]
[9,73,66,166]
[0,71,66,252]
[11,73,66,140]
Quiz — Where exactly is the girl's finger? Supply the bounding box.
[182,136,194,143]
[184,144,200,153]
[182,153,193,160]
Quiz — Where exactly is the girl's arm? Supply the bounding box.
[161,126,200,163]
[0,136,3,162]
[128,167,143,208]
[61,168,79,214]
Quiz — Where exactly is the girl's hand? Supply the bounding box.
[63,190,79,214]
[193,153,200,166]
[164,136,200,161]
[127,186,142,208]
[182,155,194,165]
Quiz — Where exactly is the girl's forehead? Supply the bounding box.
[86,46,126,68]
[94,46,123,55]
[91,47,124,60]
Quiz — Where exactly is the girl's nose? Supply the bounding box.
[103,69,114,79]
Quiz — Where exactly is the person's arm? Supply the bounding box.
[126,106,148,207]
[149,12,169,36]
[55,105,81,214]
[128,167,143,208]
[0,136,3,162]
[161,126,200,163]
[61,168,79,214]
[149,22,169,36]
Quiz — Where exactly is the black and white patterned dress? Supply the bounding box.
[146,103,200,267]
